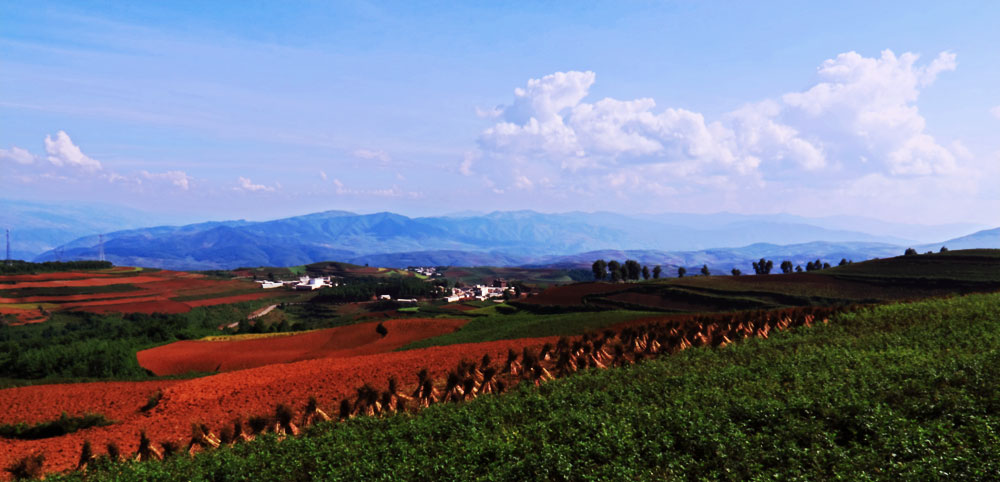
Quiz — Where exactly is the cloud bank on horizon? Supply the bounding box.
[1,3,998,225]
[470,50,966,196]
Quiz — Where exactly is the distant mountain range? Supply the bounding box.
[0,199,188,260]
[24,207,998,272]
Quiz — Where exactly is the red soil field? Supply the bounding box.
[0,336,557,478]
[601,291,720,312]
[0,275,165,290]
[520,282,630,306]
[0,381,180,426]
[0,291,151,304]
[0,268,294,318]
[0,306,47,325]
[137,318,468,375]
[0,272,115,283]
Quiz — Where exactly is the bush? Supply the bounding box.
[0,413,112,440]
[5,453,44,480]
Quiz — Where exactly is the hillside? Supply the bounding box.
[520,249,1000,313]
[921,227,1000,251]
[46,291,1000,481]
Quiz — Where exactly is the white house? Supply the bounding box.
[295,277,330,291]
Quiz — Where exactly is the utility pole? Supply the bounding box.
[98,234,105,262]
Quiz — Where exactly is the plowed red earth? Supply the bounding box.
[137,318,468,375]
[0,335,557,478]
[520,282,630,306]
[0,272,115,282]
[0,269,294,318]
[0,276,165,290]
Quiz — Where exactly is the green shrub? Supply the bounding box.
[0,413,112,440]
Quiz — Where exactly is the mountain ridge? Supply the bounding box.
[29,208,998,271]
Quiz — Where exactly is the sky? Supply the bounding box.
[1,1,999,225]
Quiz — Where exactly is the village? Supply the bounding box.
[255,272,514,303]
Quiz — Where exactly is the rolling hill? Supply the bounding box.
[31,208,998,270]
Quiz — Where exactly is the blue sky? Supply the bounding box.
[1,1,998,225]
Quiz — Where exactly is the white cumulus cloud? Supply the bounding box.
[476,49,959,193]
[0,146,36,165]
[44,131,102,171]
[782,50,957,175]
[236,176,275,192]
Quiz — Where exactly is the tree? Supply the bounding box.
[591,260,608,281]
[607,260,621,282]
[625,259,641,281]
[940,246,949,253]
[641,265,650,280]
[796,265,803,273]
[822,262,831,269]
[839,258,849,266]
[700,264,710,276]
[619,265,628,282]
[780,260,794,274]
[375,322,388,337]
[652,265,662,279]
[752,258,773,275]
[904,247,918,256]
[731,268,741,276]
[677,266,687,278]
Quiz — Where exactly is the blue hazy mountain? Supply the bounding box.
[917,227,1000,251]
[0,199,188,260]
[33,207,993,270]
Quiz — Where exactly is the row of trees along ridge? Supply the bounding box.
[592,257,857,281]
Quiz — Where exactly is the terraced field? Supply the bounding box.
[520,250,1000,313]
[2,251,998,480]
[0,269,294,324]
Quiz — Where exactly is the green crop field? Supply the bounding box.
[0,284,142,299]
[56,291,1000,481]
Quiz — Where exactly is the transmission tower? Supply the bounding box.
[98,234,105,262]
[4,229,9,265]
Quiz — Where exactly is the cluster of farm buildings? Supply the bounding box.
[406,266,441,277]
[256,276,336,291]
[255,273,514,303]
[445,279,512,302]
